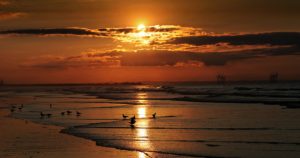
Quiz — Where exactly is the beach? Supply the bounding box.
[0,83,300,158]
[0,99,140,158]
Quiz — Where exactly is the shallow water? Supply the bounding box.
[1,82,300,157]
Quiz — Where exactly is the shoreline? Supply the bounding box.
[0,109,142,158]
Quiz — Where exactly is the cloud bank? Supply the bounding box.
[2,26,300,69]
[20,45,300,70]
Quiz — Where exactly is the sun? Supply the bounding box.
[137,24,146,31]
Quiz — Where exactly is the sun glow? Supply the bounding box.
[109,24,206,47]
[137,24,146,31]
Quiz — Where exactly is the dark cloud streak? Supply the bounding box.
[0,27,105,36]
[169,32,300,46]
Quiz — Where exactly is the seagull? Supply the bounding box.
[76,111,81,116]
[131,115,135,120]
[130,117,136,125]
[18,107,23,111]
[10,108,15,113]
[61,112,65,115]
[122,114,128,119]
[67,110,72,115]
[152,112,156,119]
[40,112,45,117]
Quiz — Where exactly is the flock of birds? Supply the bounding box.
[10,103,157,127]
[10,104,24,112]
[10,104,82,119]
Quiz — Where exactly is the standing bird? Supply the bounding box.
[130,117,136,125]
[76,111,81,116]
[67,110,72,115]
[10,108,15,113]
[18,106,23,111]
[49,104,52,108]
[152,112,156,119]
[122,114,128,119]
[61,112,65,116]
[11,105,16,109]
[40,112,45,117]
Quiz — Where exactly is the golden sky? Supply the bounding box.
[0,0,300,83]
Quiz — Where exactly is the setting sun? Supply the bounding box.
[137,24,146,31]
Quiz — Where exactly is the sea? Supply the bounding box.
[0,81,300,158]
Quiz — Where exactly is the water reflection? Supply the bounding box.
[138,107,147,118]
[135,92,152,154]
[137,92,148,105]
[136,119,152,152]
[136,92,148,119]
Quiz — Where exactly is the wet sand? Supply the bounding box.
[0,109,141,158]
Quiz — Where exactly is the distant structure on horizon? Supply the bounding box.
[269,72,279,83]
[216,74,226,84]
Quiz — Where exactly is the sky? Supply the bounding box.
[0,0,300,84]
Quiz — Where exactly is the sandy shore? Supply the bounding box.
[0,109,141,158]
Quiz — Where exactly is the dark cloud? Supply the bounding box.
[118,47,300,66]
[168,32,300,46]
[22,45,300,70]
[0,27,105,36]
[0,25,180,37]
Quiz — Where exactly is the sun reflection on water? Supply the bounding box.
[135,92,152,152]
[138,107,147,118]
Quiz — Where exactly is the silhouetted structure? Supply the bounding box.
[269,72,279,83]
[216,74,226,84]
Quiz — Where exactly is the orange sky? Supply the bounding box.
[0,0,300,84]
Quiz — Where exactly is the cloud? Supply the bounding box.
[0,27,106,36]
[0,25,182,36]
[20,54,120,70]
[20,45,300,70]
[0,12,26,20]
[0,0,10,6]
[118,47,300,66]
[168,32,300,46]
[0,1,27,20]
[0,25,205,46]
